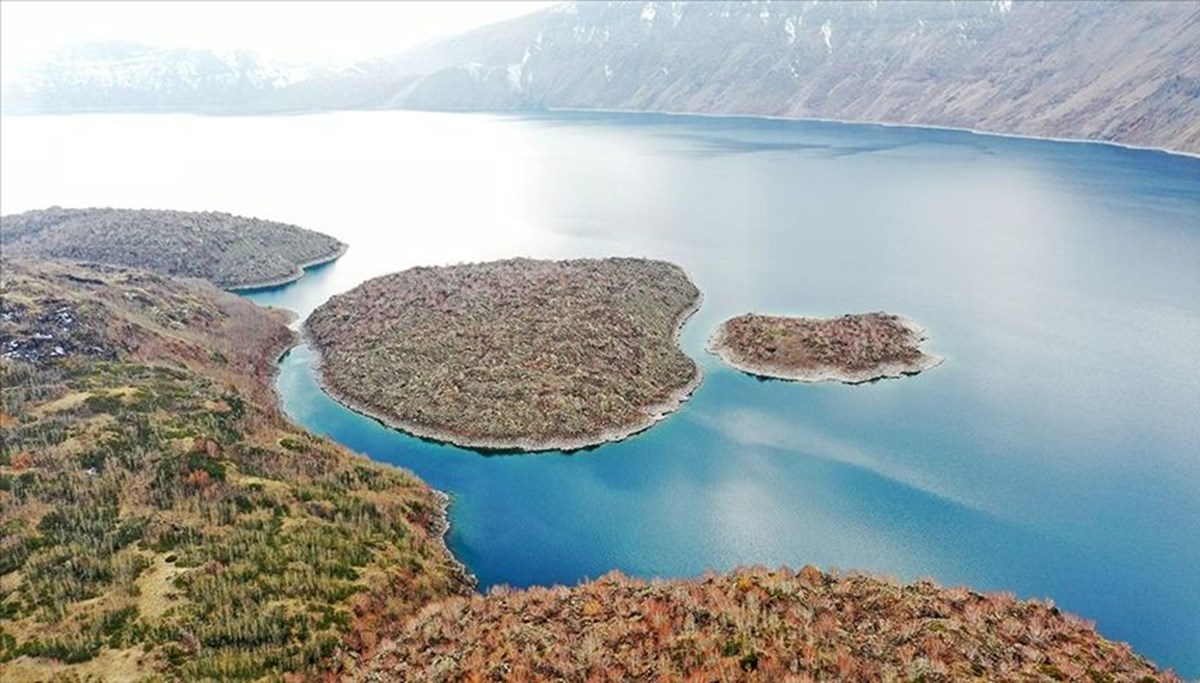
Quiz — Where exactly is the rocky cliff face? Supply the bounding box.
[4,2,1198,154]
[380,0,1200,153]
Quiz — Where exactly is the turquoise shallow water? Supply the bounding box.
[3,111,1197,674]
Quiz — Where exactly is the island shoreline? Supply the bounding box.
[227,242,348,292]
[270,329,476,591]
[706,313,944,384]
[301,289,705,454]
[11,106,1195,159]
[546,106,1200,160]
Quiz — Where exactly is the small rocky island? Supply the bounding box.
[305,257,702,451]
[708,312,943,384]
[0,207,346,290]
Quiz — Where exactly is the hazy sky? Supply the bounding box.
[0,1,554,72]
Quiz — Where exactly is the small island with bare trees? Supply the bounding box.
[708,312,943,384]
[305,257,702,451]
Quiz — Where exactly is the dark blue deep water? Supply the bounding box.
[4,111,1197,674]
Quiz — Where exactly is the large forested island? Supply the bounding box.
[709,312,944,384]
[305,257,703,451]
[0,207,347,290]
[0,254,1177,680]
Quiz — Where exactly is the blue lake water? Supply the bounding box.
[2,111,1197,675]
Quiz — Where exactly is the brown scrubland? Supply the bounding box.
[0,256,1175,681]
[306,258,702,451]
[710,312,943,383]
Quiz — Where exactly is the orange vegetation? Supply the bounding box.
[366,567,1175,682]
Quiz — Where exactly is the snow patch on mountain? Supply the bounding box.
[641,3,657,24]
[507,47,532,92]
[671,2,685,28]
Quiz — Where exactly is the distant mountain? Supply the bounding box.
[4,2,1198,154]
[373,0,1200,154]
[0,41,332,113]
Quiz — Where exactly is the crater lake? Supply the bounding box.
[3,110,1197,675]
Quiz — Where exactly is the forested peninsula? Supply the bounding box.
[0,207,346,290]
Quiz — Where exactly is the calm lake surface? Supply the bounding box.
[2,111,1198,675]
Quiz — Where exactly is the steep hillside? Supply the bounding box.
[378,0,1200,154]
[0,258,467,680]
[0,207,347,290]
[3,2,1198,154]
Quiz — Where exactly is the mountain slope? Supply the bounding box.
[4,2,1197,154]
[0,41,326,113]
[379,0,1200,154]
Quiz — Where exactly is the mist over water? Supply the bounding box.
[3,111,1198,674]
